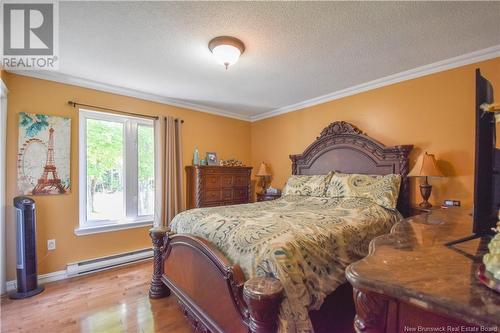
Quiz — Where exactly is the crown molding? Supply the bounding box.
[6,44,500,123]
[250,44,500,122]
[7,70,252,121]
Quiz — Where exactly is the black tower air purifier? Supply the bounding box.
[9,196,44,299]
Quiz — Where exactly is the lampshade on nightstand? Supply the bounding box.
[256,162,271,177]
[409,152,445,208]
[256,162,271,192]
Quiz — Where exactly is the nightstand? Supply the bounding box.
[256,192,281,202]
[410,205,443,216]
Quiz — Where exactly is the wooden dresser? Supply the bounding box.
[346,208,500,332]
[185,166,252,209]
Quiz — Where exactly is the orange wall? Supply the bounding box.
[4,73,251,279]
[251,57,500,208]
[4,57,500,280]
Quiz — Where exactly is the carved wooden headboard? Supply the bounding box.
[289,121,413,217]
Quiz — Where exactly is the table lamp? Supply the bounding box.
[256,162,271,193]
[409,152,444,208]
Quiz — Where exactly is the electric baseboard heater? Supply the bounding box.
[9,196,44,299]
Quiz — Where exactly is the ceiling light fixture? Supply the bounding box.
[208,36,245,70]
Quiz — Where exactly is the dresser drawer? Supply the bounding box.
[204,175,221,189]
[234,175,249,186]
[203,202,223,207]
[233,188,248,201]
[204,190,222,202]
[222,189,233,201]
[221,175,234,188]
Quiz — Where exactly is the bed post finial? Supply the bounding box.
[149,227,171,299]
[243,277,284,333]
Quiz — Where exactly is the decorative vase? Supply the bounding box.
[193,147,200,166]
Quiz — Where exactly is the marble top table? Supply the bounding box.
[346,207,500,327]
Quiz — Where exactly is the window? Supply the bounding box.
[77,110,155,235]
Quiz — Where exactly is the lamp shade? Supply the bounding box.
[256,162,271,177]
[409,152,444,177]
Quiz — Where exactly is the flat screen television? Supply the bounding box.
[447,69,500,246]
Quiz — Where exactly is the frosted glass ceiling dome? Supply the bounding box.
[209,36,245,70]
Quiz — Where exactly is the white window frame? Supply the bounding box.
[1,79,8,293]
[76,109,154,236]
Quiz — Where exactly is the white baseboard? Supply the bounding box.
[66,248,153,276]
[4,248,153,293]
[6,269,67,292]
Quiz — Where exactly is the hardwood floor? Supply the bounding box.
[1,261,192,333]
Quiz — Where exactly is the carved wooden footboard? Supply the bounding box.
[149,228,284,333]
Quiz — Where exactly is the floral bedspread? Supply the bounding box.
[170,195,401,332]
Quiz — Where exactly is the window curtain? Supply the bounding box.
[154,116,184,228]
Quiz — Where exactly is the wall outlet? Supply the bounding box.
[47,239,56,251]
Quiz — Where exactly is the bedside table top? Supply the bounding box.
[256,192,281,202]
[410,205,443,214]
[257,191,281,197]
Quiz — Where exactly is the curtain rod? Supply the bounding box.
[67,101,184,123]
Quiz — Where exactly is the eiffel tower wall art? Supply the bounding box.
[17,112,71,195]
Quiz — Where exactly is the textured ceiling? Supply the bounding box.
[54,1,500,118]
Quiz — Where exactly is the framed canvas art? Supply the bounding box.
[17,113,71,195]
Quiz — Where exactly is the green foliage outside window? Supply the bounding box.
[86,119,123,213]
[86,119,155,215]
[138,125,154,183]
[138,125,155,215]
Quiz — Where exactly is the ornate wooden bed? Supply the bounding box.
[149,121,413,333]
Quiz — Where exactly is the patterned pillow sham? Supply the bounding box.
[325,172,401,210]
[283,172,334,197]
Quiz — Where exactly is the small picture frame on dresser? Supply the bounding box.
[206,152,217,165]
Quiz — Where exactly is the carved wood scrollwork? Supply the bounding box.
[224,267,249,320]
[149,228,171,299]
[195,168,203,208]
[317,121,363,138]
[177,300,211,333]
[289,121,413,216]
[353,288,388,333]
[397,149,412,217]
